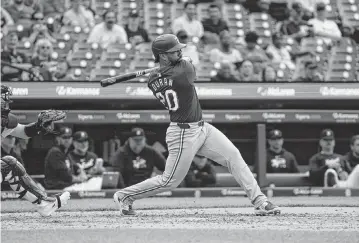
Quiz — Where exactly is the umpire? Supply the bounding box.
[110,128,166,188]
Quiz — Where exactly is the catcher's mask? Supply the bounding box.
[1,85,13,117]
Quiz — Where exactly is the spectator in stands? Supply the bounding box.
[82,0,96,17]
[24,0,43,13]
[25,12,56,44]
[68,131,105,178]
[62,0,95,31]
[239,31,269,75]
[294,61,324,82]
[125,10,151,46]
[307,2,342,44]
[261,65,278,82]
[237,59,261,82]
[265,129,299,173]
[31,38,56,81]
[109,128,166,188]
[344,135,359,170]
[1,31,33,82]
[5,0,34,23]
[44,127,87,189]
[243,0,270,13]
[209,30,243,69]
[309,129,352,187]
[42,0,65,16]
[172,2,204,39]
[280,2,312,43]
[184,155,216,187]
[201,4,229,43]
[88,10,128,49]
[2,0,13,8]
[31,38,53,66]
[211,60,240,83]
[177,30,199,67]
[266,32,295,70]
[52,60,77,81]
[1,7,15,36]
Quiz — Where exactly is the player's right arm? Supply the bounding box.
[176,58,196,85]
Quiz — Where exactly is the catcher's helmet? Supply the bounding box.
[152,34,186,62]
[1,85,12,112]
[1,85,13,127]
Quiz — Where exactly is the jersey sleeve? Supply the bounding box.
[176,59,196,84]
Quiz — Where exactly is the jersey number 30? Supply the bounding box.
[156,90,179,111]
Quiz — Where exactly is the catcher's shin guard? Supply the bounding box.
[1,156,50,204]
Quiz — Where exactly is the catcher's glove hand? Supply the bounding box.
[37,109,67,134]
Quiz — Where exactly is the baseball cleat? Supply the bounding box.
[37,191,71,217]
[254,201,281,216]
[113,191,136,216]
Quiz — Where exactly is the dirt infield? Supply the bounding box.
[1,197,359,243]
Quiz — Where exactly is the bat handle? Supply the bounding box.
[100,77,116,87]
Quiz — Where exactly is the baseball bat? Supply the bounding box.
[100,67,159,87]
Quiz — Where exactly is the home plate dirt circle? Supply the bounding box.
[2,198,359,243]
[2,207,359,243]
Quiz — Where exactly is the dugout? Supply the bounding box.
[3,81,359,188]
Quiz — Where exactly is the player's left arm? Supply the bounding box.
[178,58,196,84]
[9,109,66,139]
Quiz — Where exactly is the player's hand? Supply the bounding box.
[36,109,67,134]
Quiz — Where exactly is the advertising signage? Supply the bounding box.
[3,82,359,100]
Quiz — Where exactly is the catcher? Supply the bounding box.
[1,84,71,217]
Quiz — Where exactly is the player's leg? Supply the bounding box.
[1,156,70,216]
[197,123,280,215]
[114,123,205,215]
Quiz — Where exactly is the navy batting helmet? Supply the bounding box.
[152,34,186,62]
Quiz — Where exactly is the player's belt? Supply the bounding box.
[177,120,204,129]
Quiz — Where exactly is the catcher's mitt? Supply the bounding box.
[37,109,67,134]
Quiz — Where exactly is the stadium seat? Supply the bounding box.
[16,40,33,59]
[68,68,91,81]
[72,42,103,55]
[132,59,156,70]
[68,59,94,74]
[144,1,171,39]
[196,69,215,82]
[249,13,275,47]
[224,3,251,41]
[101,51,134,64]
[95,60,127,72]
[90,68,121,81]
[70,50,101,63]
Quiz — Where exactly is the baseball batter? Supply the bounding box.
[1,85,70,216]
[114,34,280,216]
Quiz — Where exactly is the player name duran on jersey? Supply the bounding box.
[147,59,202,123]
[149,75,173,92]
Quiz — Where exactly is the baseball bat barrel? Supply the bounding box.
[100,67,160,87]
